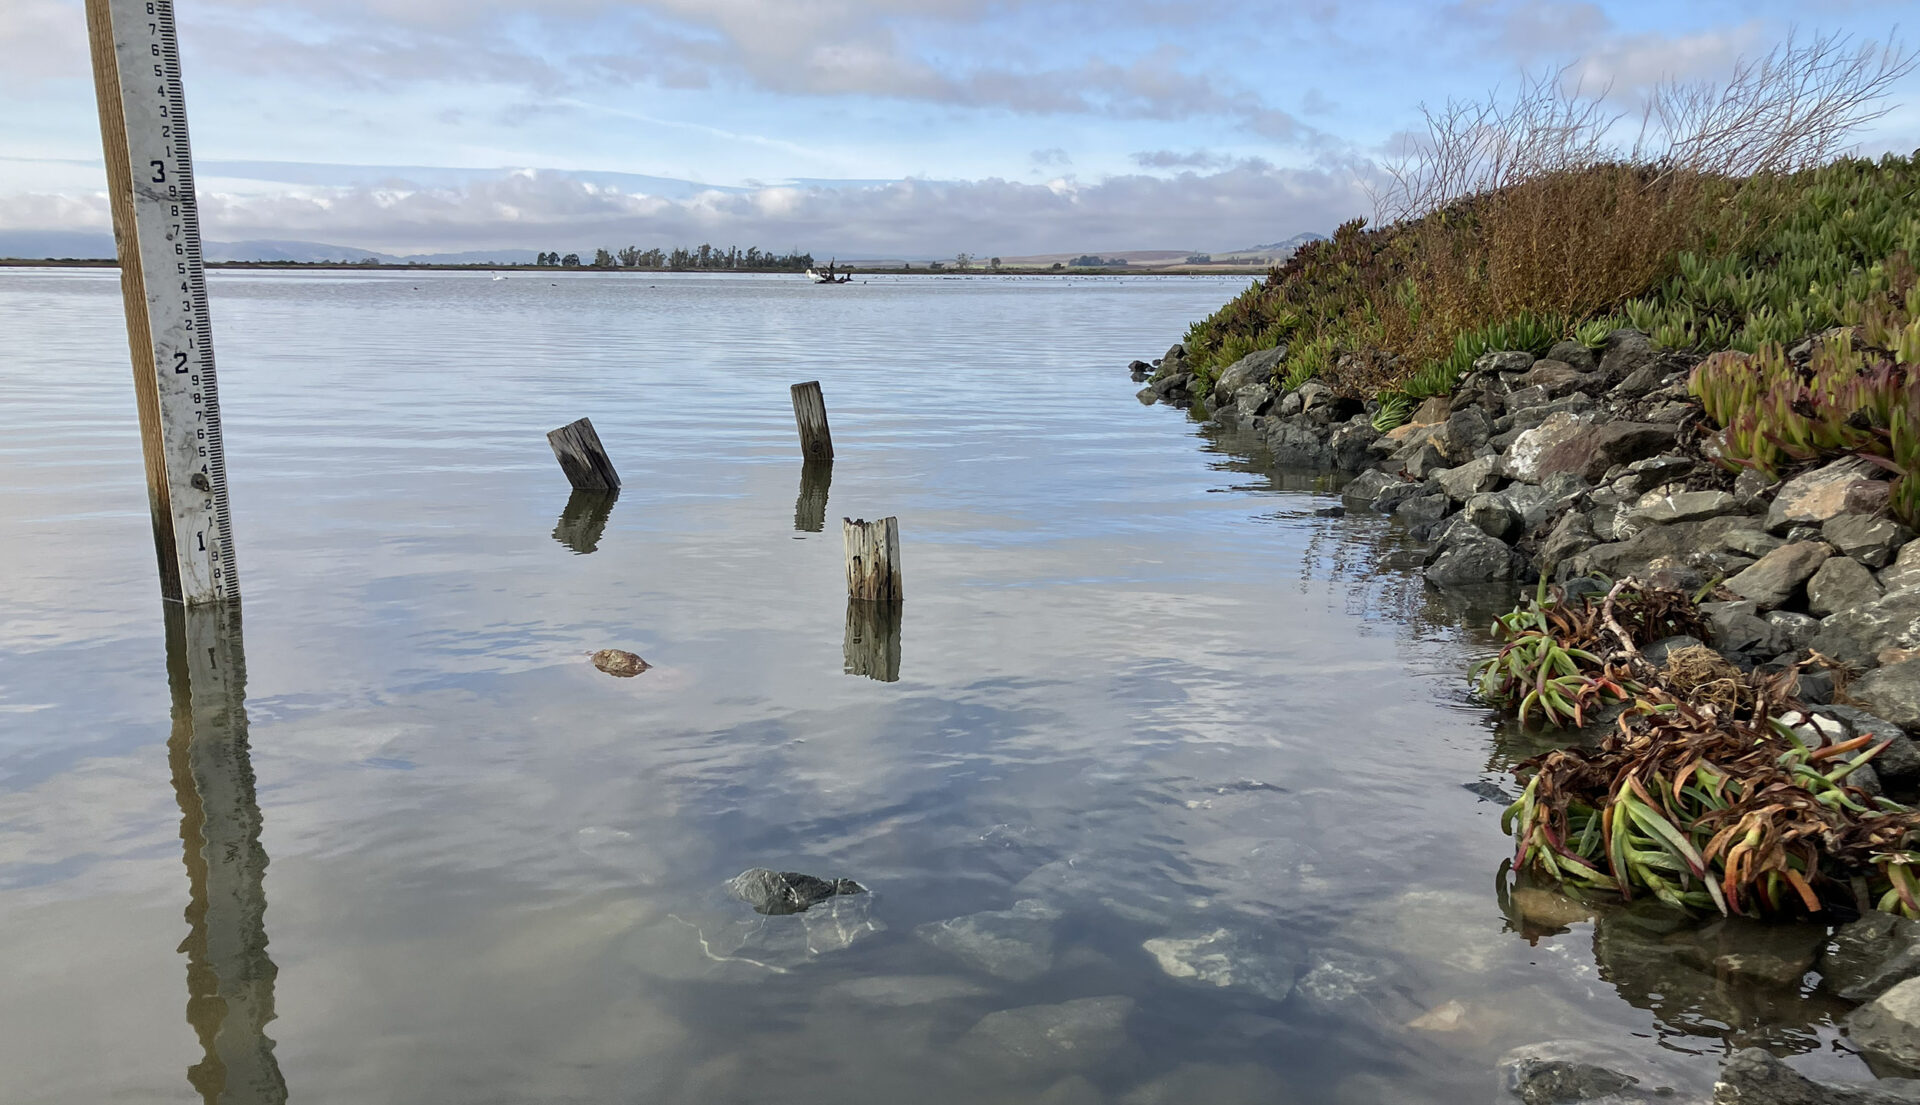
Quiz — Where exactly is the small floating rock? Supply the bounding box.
[728,868,865,916]
[591,648,651,677]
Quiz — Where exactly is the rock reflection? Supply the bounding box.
[164,601,287,1105]
[1497,869,1848,1055]
[794,460,832,533]
[552,488,619,554]
[844,600,902,682]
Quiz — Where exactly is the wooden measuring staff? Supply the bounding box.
[87,0,239,606]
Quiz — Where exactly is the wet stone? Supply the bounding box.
[1498,1040,1672,1104]
[917,899,1061,981]
[591,648,651,676]
[1821,912,1920,1004]
[1141,927,1300,1002]
[1715,1047,1920,1104]
[728,868,865,915]
[957,996,1134,1079]
[1848,977,1920,1073]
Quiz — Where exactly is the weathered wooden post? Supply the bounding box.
[791,381,834,460]
[794,459,833,533]
[546,417,620,490]
[843,599,901,682]
[87,0,239,606]
[552,488,618,554]
[843,517,903,601]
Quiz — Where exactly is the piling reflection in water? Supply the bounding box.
[552,489,619,554]
[843,599,901,682]
[794,460,832,533]
[164,601,287,1105]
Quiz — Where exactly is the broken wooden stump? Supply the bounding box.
[843,599,901,682]
[842,517,902,601]
[547,417,620,490]
[794,460,833,533]
[790,381,834,461]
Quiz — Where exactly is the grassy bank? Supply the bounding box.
[1178,35,1920,422]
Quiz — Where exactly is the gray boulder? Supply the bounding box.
[1808,556,1885,616]
[1848,977,1920,1073]
[1886,543,1920,592]
[1506,412,1595,483]
[1212,345,1287,399]
[1767,456,1884,533]
[1425,527,1524,585]
[1464,493,1520,541]
[1851,660,1920,731]
[1724,542,1833,609]
[1598,329,1658,384]
[1534,422,1679,483]
[1547,339,1600,373]
[1575,517,1753,581]
[1542,512,1602,572]
[1341,469,1400,508]
[1715,1047,1920,1104]
[1811,704,1920,788]
[1826,514,1913,569]
[1476,350,1537,375]
[1435,455,1502,501]
[1329,420,1380,470]
[1514,359,1598,399]
[1396,493,1452,526]
[1722,529,1786,559]
[1628,490,1743,527]
[1811,587,1920,670]
[1822,913,1920,1004]
[1764,610,1820,653]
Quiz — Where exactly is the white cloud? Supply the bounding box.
[0,162,1368,256]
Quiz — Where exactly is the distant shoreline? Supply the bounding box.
[0,258,1272,276]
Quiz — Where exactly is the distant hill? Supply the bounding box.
[1212,232,1329,263]
[0,231,541,265]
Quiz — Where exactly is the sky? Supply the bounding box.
[1,0,1917,258]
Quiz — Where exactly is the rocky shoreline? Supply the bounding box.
[1134,330,1920,1103]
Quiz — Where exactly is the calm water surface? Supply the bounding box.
[0,270,1867,1103]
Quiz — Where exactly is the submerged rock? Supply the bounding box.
[1715,1047,1920,1103]
[917,899,1061,981]
[591,648,651,676]
[728,868,865,915]
[1141,927,1299,1002]
[957,996,1134,1078]
[1498,1039,1682,1104]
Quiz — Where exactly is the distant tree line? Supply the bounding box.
[1070,254,1129,267]
[533,245,816,271]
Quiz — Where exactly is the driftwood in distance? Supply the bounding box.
[546,417,620,490]
[790,382,835,461]
[842,516,902,601]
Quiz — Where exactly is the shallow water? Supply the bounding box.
[0,269,1871,1103]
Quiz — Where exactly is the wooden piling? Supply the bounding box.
[547,417,620,490]
[553,489,618,554]
[843,598,901,682]
[790,382,834,461]
[794,460,833,533]
[843,517,903,601]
